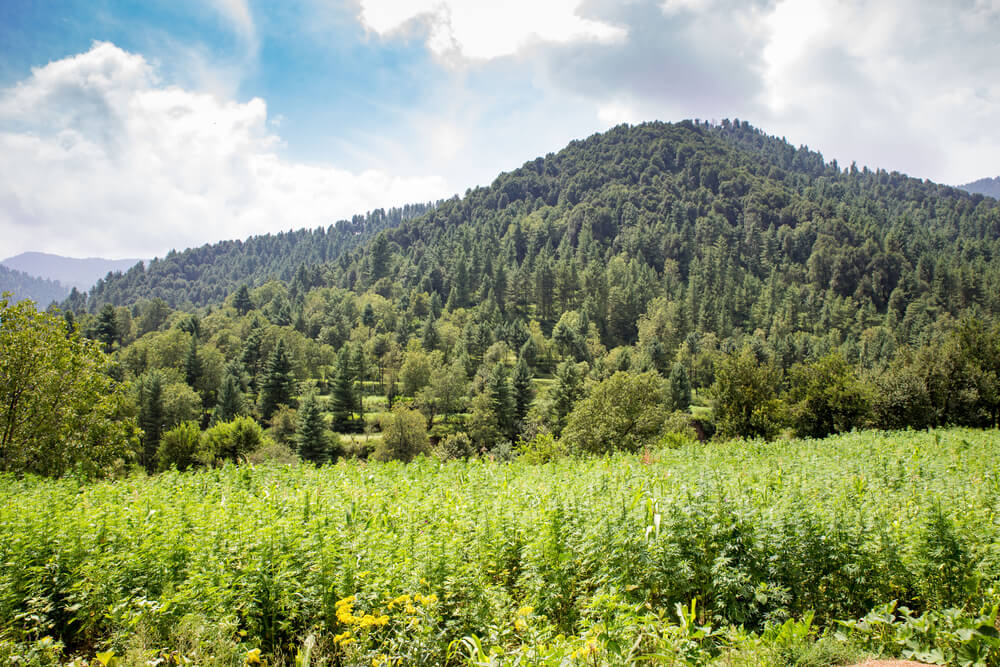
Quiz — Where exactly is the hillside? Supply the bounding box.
[1,252,144,291]
[960,175,1000,199]
[0,263,69,305]
[75,204,434,311]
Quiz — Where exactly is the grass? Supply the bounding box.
[2,428,1000,665]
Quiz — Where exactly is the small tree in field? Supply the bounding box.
[562,371,666,455]
[296,392,331,464]
[376,405,430,462]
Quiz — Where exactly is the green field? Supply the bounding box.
[3,428,1000,665]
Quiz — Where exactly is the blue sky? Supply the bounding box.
[1,0,998,258]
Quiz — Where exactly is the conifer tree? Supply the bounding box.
[331,347,359,432]
[214,370,245,424]
[233,284,253,315]
[258,339,295,421]
[487,362,514,441]
[668,361,692,411]
[296,392,330,463]
[185,333,203,390]
[138,370,165,472]
[511,357,534,430]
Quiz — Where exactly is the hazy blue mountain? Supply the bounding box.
[959,176,1000,199]
[1,252,144,291]
[0,264,70,305]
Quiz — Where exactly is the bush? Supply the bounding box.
[439,432,475,460]
[201,416,269,464]
[375,406,430,462]
[156,421,202,471]
[517,430,567,463]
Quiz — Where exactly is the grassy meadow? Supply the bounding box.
[3,428,1000,665]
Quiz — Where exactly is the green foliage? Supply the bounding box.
[156,421,201,472]
[0,295,136,477]
[786,352,872,438]
[667,360,692,411]
[375,405,430,462]
[710,344,784,440]
[3,429,999,663]
[257,339,294,421]
[295,392,330,464]
[439,431,475,460]
[201,416,268,464]
[838,600,1000,666]
[562,371,666,454]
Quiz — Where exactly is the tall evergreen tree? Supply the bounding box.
[185,333,203,390]
[214,370,246,424]
[258,339,295,421]
[487,363,514,441]
[95,303,119,353]
[331,348,359,432]
[296,392,330,463]
[511,357,534,430]
[233,284,253,315]
[137,370,165,472]
[668,361,692,411]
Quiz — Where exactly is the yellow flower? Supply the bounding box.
[245,648,262,664]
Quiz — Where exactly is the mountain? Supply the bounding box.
[1,252,144,291]
[960,176,1000,199]
[74,203,434,312]
[81,120,1000,356]
[0,264,70,305]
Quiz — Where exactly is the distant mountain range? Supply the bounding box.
[1,252,144,291]
[959,176,1000,199]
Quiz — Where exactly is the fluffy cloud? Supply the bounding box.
[363,0,999,184]
[0,42,450,258]
[357,0,626,61]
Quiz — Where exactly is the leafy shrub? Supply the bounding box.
[156,421,202,471]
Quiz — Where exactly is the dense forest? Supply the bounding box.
[12,120,992,476]
[0,263,69,305]
[73,203,435,311]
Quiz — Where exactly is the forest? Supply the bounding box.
[3,119,1000,664]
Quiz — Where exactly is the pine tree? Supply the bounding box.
[258,339,295,421]
[331,348,359,432]
[420,318,440,351]
[296,392,330,463]
[233,284,253,315]
[550,360,584,436]
[185,333,203,390]
[138,370,165,472]
[95,303,119,353]
[214,370,245,424]
[511,357,534,430]
[668,361,692,411]
[487,363,514,441]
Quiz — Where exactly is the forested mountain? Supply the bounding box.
[961,176,1000,199]
[2,252,143,291]
[0,264,69,305]
[75,203,434,311]
[55,119,1000,473]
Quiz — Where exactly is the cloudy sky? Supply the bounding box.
[1,0,998,259]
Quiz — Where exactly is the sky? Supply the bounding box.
[1,0,998,259]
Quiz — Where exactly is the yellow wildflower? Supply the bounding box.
[245,648,262,664]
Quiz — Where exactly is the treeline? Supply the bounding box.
[71,203,435,312]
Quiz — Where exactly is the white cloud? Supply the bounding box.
[0,42,451,258]
[357,0,626,61]
[757,0,1000,183]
